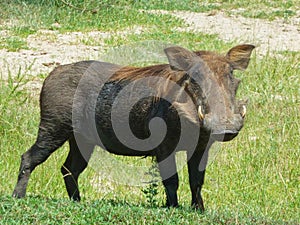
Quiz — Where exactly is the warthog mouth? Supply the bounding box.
[211,130,239,142]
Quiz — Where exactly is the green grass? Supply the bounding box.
[0,0,298,51]
[0,1,183,33]
[103,30,234,50]
[0,1,184,51]
[42,0,299,20]
[0,37,28,52]
[133,0,298,20]
[0,1,299,224]
[1,196,293,224]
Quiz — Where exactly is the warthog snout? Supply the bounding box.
[202,112,244,142]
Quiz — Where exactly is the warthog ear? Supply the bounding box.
[226,44,255,70]
[164,46,198,71]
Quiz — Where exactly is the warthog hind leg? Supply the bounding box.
[61,134,94,201]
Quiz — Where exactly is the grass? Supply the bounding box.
[1,0,299,51]
[46,0,299,20]
[0,1,183,34]
[103,30,234,50]
[1,0,298,51]
[0,1,299,224]
[0,37,28,52]
[1,196,292,224]
[133,0,298,20]
[0,1,184,51]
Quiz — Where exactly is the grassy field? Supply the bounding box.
[0,1,299,224]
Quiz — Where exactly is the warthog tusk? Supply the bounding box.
[198,105,204,120]
[241,105,247,118]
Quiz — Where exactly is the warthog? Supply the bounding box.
[13,44,254,211]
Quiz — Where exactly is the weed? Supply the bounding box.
[141,162,160,208]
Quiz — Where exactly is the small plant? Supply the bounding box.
[141,161,160,207]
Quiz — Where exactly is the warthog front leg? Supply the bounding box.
[187,145,209,212]
[157,151,179,208]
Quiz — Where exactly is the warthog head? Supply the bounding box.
[165,44,255,141]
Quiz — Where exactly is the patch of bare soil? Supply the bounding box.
[0,26,144,90]
[0,30,104,87]
[152,10,300,56]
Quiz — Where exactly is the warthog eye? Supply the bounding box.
[232,78,241,94]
